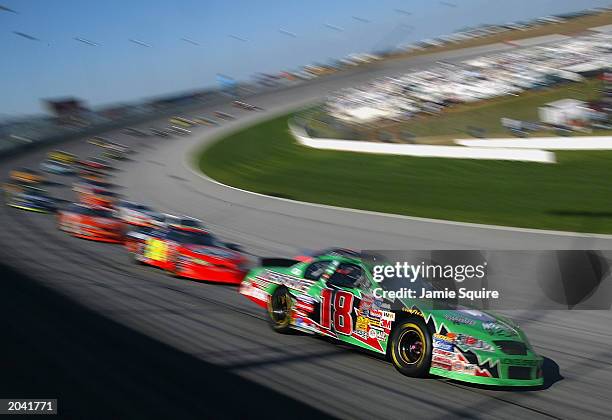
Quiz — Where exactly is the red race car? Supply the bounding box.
[132,225,249,284]
[57,204,124,243]
[79,157,113,171]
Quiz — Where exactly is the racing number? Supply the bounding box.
[320,289,354,335]
[144,238,167,261]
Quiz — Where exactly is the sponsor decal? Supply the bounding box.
[432,358,452,371]
[240,283,269,301]
[380,319,392,329]
[444,314,476,326]
[372,298,389,310]
[266,271,313,293]
[370,320,382,329]
[356,316,370,331]
[380,311,395,321]
[401,307,423,317]
[453,334,495,352]
[359,295,374,310]
[432,348,453,358]
[354,330,368,339]
[369,307,382,318]
[368,327,387,340]
[295,300,315,313]
[433,333,454,351]
[482,322,518,337]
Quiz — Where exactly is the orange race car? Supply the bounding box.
[78,188,119,208]
[57,203,124,243]
[10,168,45,184]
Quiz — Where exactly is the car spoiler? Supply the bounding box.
[259,258,299,268]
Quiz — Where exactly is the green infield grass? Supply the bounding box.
[198,113,612,234]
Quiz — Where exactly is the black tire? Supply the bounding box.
[268,287,293,334]
[388,317,432,377]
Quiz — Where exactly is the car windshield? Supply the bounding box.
[166,229,217,246]
[68,205,113,218]
[180,219,201,228]
[122,202,150,211]
[87,208,114,218]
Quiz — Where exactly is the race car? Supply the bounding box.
[4,184,57,213]
[167,215,206,230]
[192,116,218,126]
[102,149,128,161]
[232,100,261,111]
[150,128,172,137]
[91,138,132,154]
[79,157,112,171]
[73,179,114,195]
[116,200,155,226]
[169,116,196,127]
[77,169,108,184]
[167,126,191,135]
[57,204,124,243]
[132,225,249,283]
[124,224,159,253]
[121,128,148,137]
[239,254,544,387]
[10,168,45,184]
[78,188,119,208]
[47,150,78,164]
[213,111,235,120]
[40,159,75,175]
[89,136,111,147]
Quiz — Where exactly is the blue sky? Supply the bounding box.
[0,0,609,115]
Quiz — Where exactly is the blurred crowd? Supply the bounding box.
[326,32,612,125]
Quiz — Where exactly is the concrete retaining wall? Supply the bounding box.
[456,137,612,150]
[290,124,556,163]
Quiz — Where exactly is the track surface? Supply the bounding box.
[2,43,612,419]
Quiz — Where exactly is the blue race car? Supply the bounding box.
[40,159,75,175]
[5,184,57,213]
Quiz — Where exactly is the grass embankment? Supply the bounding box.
[199,113,612,234]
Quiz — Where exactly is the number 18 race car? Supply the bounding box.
[239,253,544,387]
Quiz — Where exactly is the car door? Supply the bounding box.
[143,230,169,262]
[315,261,390,353]
[310,261,385,353]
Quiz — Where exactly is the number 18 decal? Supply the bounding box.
[320,289,354,335]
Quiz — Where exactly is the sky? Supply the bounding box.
[0,0,610,116]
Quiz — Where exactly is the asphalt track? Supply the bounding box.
[2,43,612,419]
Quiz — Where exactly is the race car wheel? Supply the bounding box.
[268,287,293,334]
[389,318,432,377]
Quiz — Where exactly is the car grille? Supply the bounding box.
[508,366,532,380]
[494,340,527,355]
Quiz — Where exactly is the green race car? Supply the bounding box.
[239,253,543,387]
